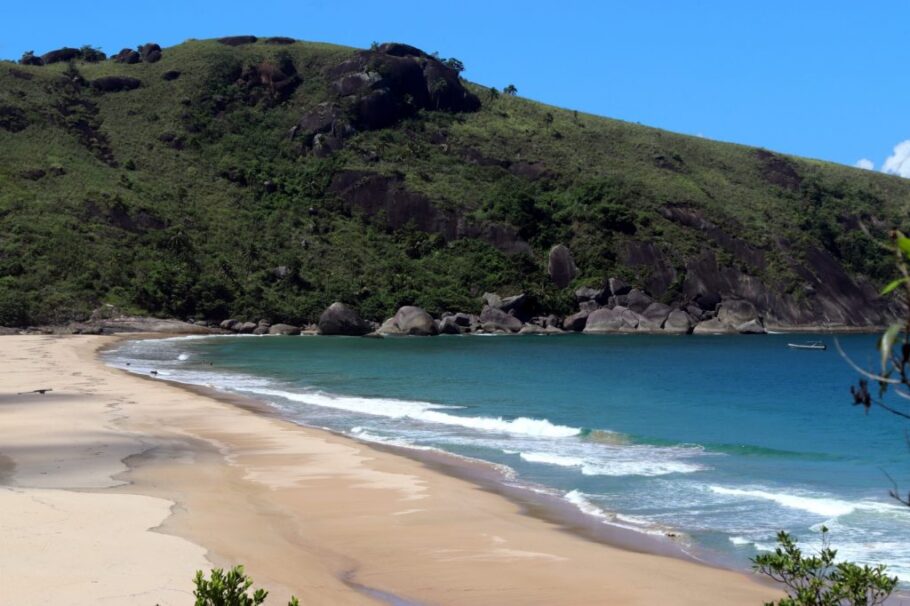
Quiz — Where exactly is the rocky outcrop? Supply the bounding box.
[564,310,590,332]
[625,289,653,314]
[438,316,463,334]
[0,105,28,133]
[91,76,142,93]
[217,35,258,46]
[328,170,530,254]
[41,47,81,64]
[237,58,301,104]
[638,302,671,331]
[717,299,759,326]
[139,43,162,63]
[87,316,215,334]
[268,323,300,335]
[113,48,141,64]
[664,310,693,334]
[294,42,479,154]
[389,305,438,336]
[162,70,181,81]
[583,308,624,333]
[480,306,522,332]
[318,302,372,336]
[692,318,735,335]
[621,241,677,297]
[548,244,577,288]
[237,321,257,334]
[736,319,766,334]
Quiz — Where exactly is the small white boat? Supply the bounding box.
[787,341,827,351]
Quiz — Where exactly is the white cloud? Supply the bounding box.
[882,140,910,177]
[855,158,874,170]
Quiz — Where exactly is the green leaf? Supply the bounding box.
[881,277,909,295]
[898,235,910,259]
[880,324,902,373]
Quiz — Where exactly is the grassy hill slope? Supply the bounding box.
[1,37,908,328]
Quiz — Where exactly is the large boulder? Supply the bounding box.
[112,48,141,64]
[269,323,301,335]
[584,306,638,333]
[318,302,372,336]
[583,308,624,333]
[453,312,474,327]
[736,319,767,334]
[393,305,438,336]
[438,316,463,335]
[575,286,604,302]
[625,289,653,314]
[638,302,671,331]
[479,306,522,332]
[563,310,589,332]
[139,43,162,63]
[548,244,577,288]
[217,35,258,46]
[219,319,239,331]
[41,47,81,64]
[717,299,760,326]
[663,310,693,334]
[692,318,737,335]
[482,292,503,309]
[91,76,142,93]
[237,322,258,334]
[608,277,632,296]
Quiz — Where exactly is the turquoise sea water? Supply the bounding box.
[108,333,910,579]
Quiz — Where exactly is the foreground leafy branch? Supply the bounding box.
[753,527,897,606]
[193,565,299,606]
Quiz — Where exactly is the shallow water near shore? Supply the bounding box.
[107,333,910,581]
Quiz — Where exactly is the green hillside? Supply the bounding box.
[1,37,908,328]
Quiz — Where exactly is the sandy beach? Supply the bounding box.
[0,334,781,605]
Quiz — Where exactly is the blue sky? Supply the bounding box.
[3,1,908,173]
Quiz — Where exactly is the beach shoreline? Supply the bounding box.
[1,334,780,605]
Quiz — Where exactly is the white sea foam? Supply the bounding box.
[519,450,703,477]
[565,490,609,519]
[709,486,900,518]
[728,536,753,546]
[243,387,581,438]
[177,353,190,361]
[564,491,670,537]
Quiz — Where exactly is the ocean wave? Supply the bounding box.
[709,486,900,518]
[565,489,609,519]
[580,428,631,445]
[519,449,703,477]
[243,386,581,438]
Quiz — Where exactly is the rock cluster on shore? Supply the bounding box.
[202,274,769,339]
[2,274,772,338]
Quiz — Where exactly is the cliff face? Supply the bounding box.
[0,37,908,328]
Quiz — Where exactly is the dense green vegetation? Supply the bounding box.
[1,37,909,326]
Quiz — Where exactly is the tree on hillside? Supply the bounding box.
[19,50,40,66]
[80,45,106,63]
[444,57,465,73]
[503,84,518,96]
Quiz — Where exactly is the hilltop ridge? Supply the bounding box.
[1,36,908,331]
